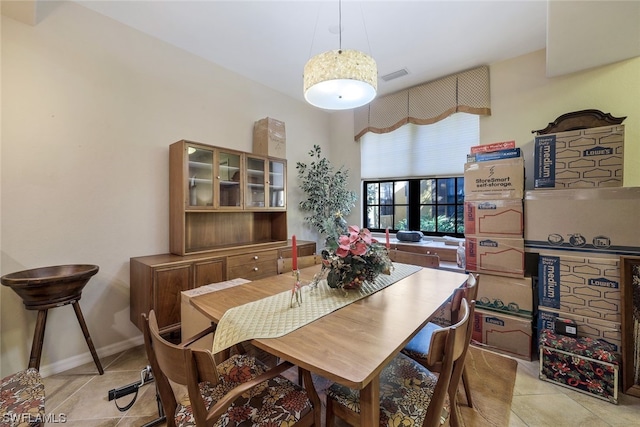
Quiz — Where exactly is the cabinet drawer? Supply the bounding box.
[228,259,277,280]
[227,250,278,268]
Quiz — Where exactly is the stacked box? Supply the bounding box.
[533,125,624,189]
[476,275,534,318]
[538,252,621,323]
[524,187,640,257]
[253,117,286,159]
[466,237,525,278]
[464,143,533,360]
[464,157,525,201]
[472,308,533,360]
[464,199,524,237]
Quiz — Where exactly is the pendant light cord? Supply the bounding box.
[338,0,342,52]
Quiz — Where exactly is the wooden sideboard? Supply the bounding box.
[130,239,316,334]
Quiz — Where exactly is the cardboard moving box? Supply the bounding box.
[464,199,524,237]
[538,253,621,323]
[476,274,533,318]
[466,237,525,277]
[533,124,624,189]
[253,117,286,159]
[524,187,640,257]
[472,308,533,360]
[464,157,524,200]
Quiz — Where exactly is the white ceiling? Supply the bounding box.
[6,1,640,107]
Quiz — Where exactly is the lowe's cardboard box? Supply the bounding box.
[466,237,525,278]
[533,124,624,189]
[524,187,640,257]
[464,157,524,200]
[476,274,534,318]
[472,308,533,360]
[464,199,524,237]
[537,306,621,351]
[538,252,621,322]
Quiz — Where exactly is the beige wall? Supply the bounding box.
[0,2,331,377]
[483,49,639,188]
[339,50,640,217]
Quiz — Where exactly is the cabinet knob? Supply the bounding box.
[217,176,221,179]
[253,256,259,260]
[253,267,259,271]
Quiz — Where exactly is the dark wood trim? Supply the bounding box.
[621,256,640,398]
[531,109,626,135]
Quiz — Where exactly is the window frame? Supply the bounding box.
[363,176,465,238]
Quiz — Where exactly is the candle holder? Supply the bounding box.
[290,269,302,308]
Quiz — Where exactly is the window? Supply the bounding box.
[360,113,478,237]
[364,178,465,236]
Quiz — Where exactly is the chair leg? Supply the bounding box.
[325,397,336,427]
[461,366,473,408]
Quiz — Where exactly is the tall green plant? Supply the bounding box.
[296,145,358,244]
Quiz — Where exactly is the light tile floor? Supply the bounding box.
[41,344,640,426]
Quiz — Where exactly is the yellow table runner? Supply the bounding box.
[212,262,422,354]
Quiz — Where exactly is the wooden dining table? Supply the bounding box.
[189,263,468,427]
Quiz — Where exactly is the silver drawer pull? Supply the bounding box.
[253,256,259,260]
[253,267,259,271]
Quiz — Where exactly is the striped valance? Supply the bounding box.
[354,66,491,140]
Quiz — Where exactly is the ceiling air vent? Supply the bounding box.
[381,68,409,82]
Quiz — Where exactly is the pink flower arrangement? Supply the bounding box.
[336,225,377,258]
[321,225,392,290]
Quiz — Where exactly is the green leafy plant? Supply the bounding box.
[296,145,358,244]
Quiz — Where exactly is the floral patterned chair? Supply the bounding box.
[142,310,321,427]
[325,298,475,427]
[0,368,45,427]
[403,273,479,413]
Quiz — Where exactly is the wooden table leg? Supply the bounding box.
[72,301,104,375]
[29,309,48,370]
[359,375,380,427]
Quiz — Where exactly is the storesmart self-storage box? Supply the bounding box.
[464,157,524,200]
[533,124,624,189]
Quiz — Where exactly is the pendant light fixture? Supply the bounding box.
[303,0,377,110]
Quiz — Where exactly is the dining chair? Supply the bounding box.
[402,273,479,411]
[325,298,475,427]
[142,310,322,427]
[277,254,322,274]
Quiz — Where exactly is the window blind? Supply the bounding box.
[360,113,479,179]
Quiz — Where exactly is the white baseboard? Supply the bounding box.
[38,335,145,378]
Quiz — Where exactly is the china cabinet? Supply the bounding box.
[170,140,287,256]
[131,139,313,334]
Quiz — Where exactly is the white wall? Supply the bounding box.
[1,2,331,377]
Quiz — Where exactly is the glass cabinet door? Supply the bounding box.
[217,150,242,208]
[187,145,214,207]
[245,156,266,208]
[268,159,286,208]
